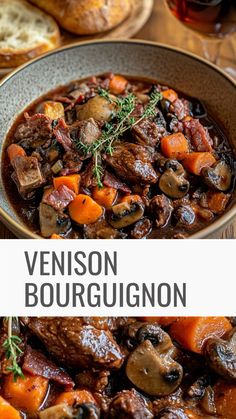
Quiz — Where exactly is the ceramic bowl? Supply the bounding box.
[0,40,236,238]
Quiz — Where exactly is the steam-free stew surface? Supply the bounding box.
[0,316,236,418]
[2,74,235,238]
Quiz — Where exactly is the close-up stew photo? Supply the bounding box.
[2,73,235,239]
[0,0,236,418]
[0,316,235,418]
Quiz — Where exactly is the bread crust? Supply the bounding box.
[29,0,132,35]
[0,0,60,68]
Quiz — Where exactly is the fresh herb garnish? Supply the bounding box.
[76,88,162,187]
[2,317,24,381]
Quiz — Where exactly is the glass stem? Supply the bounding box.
[200,37,222,65]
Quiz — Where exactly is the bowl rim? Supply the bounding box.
[0,38,236,239]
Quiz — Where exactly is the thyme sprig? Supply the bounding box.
[76,88,162,187]
[2,317,24,381]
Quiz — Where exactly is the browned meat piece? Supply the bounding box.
[171,99,190,121]
[131,218,152,239]
[81,161,97,188]
[84,219,126,239]
[76,370,110,393]
[150,195,173,228]
[23,346,74,389]
[132,118,160,147]
[62,150,83,175]
[43,184,75,211]
[54,118,72,151]
[183,118,213,152]
[104,143,158,185]
[77,118,101,145]
[12,155,44,195]
[103,171,131,193]
[27,317,124,370]
[14,113,52,149]
[174,205,196,227]
[109,389,153,419]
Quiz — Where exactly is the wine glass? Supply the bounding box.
[165,0,236,73]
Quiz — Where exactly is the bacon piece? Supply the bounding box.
[23,346,74,389]
[184,118,213,152]
[103,171,131,193]
[54,118,72,151]
[43,184,75,211]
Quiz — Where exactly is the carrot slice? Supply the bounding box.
[92,186,117,208]
[7,144,26,164]
[109,75,128,94]
[53,174,80,195]
[162,89,178,102]
[3,373,48,414]
[214,381,236,419]
[0,396,21,419]
[50,234,63,239]
[169,317,232,354]
[161,133,189,160]
[207,191,231,214]
[69,194,103,225]
[182,152,216,175]
[55,390,95,407]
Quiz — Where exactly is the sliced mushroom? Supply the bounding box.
[204,327,236,381]
[202,161,232,192]
[73,403,101,419]
[159,161,190,199]
[77,95,116,122]
[39,404,73,419]
[39,203,71,238]
[156,407,189,419]
[126,328,183,397]
[108,201,144,229]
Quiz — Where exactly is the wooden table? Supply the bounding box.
[1,0,235,239]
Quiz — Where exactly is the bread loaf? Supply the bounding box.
[29,0,132,35]
[0,0,60,68]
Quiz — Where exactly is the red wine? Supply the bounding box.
[166,0,236,37]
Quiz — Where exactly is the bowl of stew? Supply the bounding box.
[0,40,236,239]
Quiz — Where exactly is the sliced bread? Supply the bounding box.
[0,0,60,68]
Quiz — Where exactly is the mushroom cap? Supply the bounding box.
[108,201,145,229]
[205,328,236,381]
[202,161,232,192]
[77,94,116,122]
[126,340,183,396]
[159,167,190,199]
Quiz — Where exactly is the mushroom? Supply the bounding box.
[73,403,101,419]
[39,404,73,418]
[204,327,236,381]
[126,326,183,396]
[156,407,189,419]
[202,161,232,192]
[77,95,116,122]
[158,160,190,199]
[108,201,145,229]
[39,203,71,238]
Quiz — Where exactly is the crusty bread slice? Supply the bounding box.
[0,0,60,68]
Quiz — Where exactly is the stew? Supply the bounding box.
[2,73,235,238]
[0,316,235,418]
